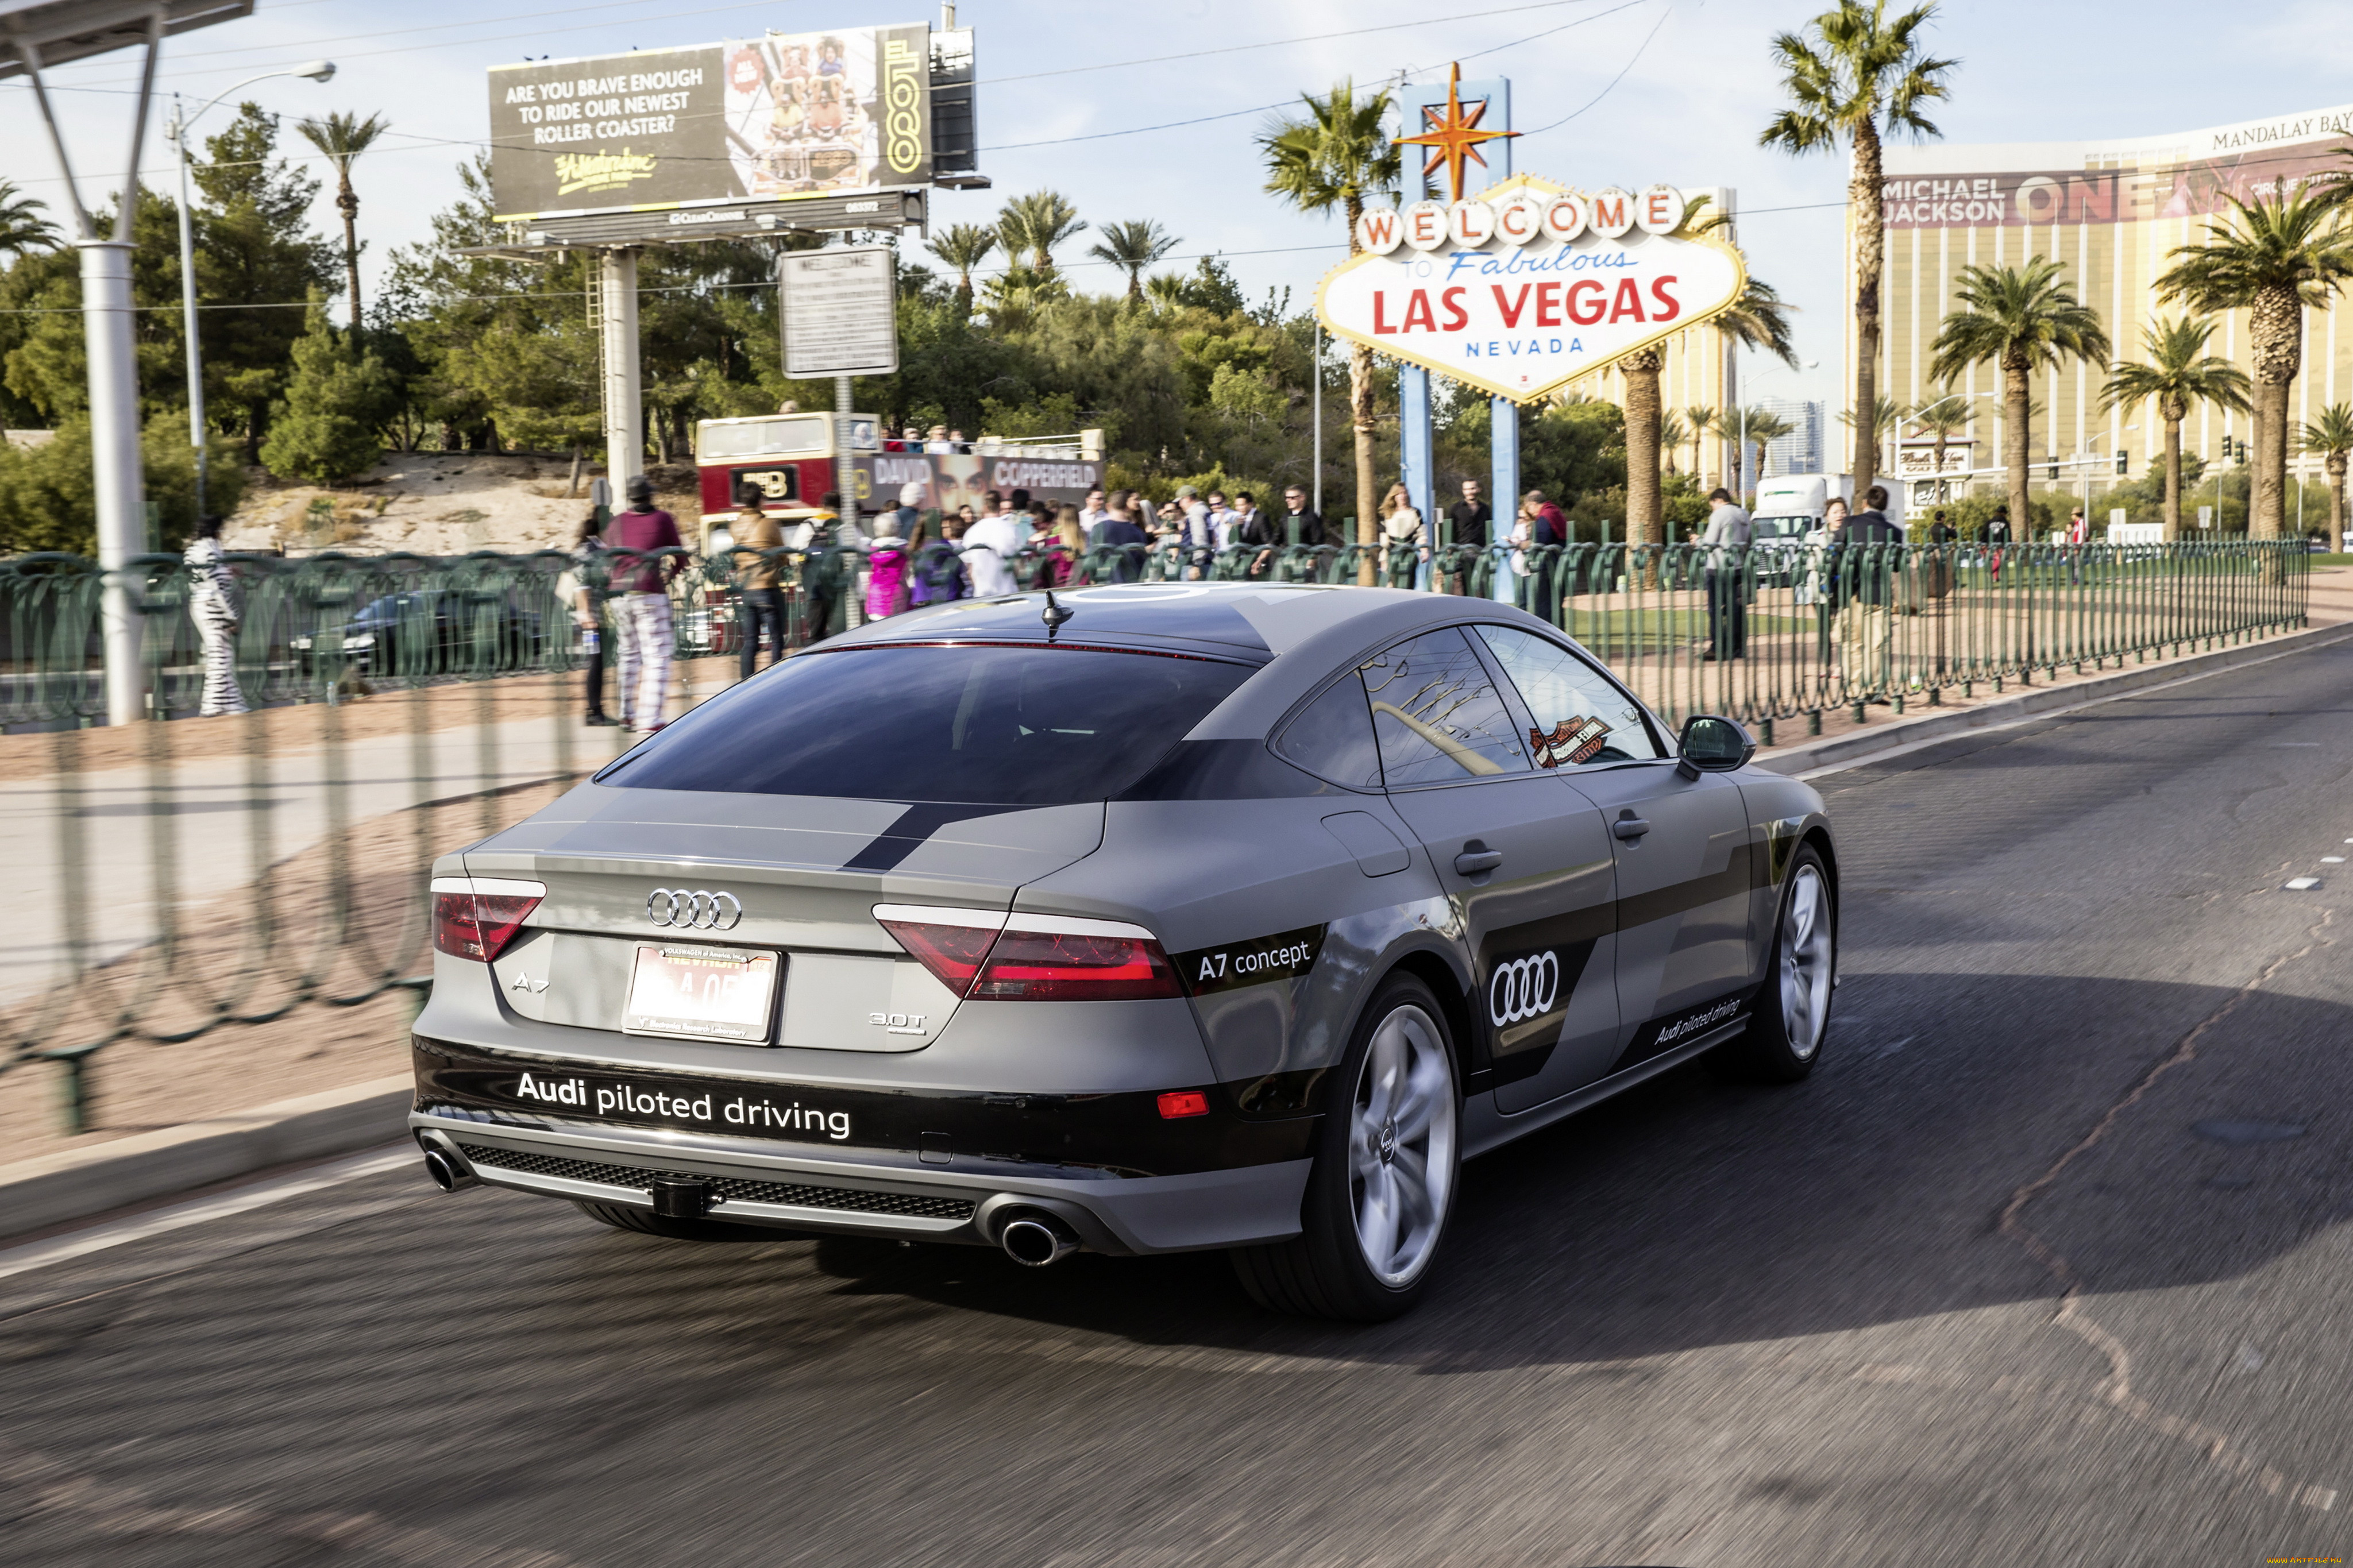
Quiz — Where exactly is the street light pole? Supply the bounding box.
[18,16,165,726]
[165,62,336,520]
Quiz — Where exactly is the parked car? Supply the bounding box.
[292,589,546,677]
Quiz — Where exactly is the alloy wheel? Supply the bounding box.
[1347,1003,1457,1288]
[1779,863,1833,1060]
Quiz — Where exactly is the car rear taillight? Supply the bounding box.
[431,876,545,963]
[874,905,1008,991]
[970,925,1180,1001]
[873,906,1181,1002]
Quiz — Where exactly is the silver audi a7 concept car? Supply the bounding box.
[411,582,1837,1319]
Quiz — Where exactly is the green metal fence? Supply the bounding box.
[0,538,2308,1135]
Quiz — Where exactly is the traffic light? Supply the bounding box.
[2116,449,2128,476]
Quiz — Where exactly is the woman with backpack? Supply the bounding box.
[909,515,970,607]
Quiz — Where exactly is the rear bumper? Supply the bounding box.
[410,1115,1309,1255]
[409,1035,1314,1255]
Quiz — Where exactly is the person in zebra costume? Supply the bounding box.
[185,514,248,717]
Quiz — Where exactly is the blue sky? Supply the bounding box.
[7,0,2348,418]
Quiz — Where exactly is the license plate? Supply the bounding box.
[623,943,780,1042]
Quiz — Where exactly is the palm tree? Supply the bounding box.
[1260,78,1399,570]
[1733,405,1795,496]
[997,190,1085,274]
[925,223,997,315]
[295,111,390,331]
[1619,345,1671,547]
[1087,219,1180,303]
[2300,402,2353,553]
[0,179,59,260]
[1684,405,1719,486]
[1760,0,1955,503]
[1717,277,1802,372]
[1838,393,1910,478]
[979,267,1071,333]
[1621,277,1799,546]
[2154,186,2353,538]
[1660,414,1688,476]
[1928,258,2110,536]
[2100,318,2251,539]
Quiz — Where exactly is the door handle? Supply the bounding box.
[1453,848,1505,876]
[1613,812,1652,841]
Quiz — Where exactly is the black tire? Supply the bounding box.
[1230,972,1461,1322]
[573,1200,774,1242]
[1712,843,1836,1083]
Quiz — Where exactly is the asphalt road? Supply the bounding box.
[9,640,2353,1568]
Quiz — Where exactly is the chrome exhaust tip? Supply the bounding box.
[421,1147,475,1192]
[1000,1213,1078,1268]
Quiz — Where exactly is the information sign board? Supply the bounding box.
[781,248,900,377]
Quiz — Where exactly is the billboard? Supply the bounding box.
[857,453,1105,514]
[489,24,934,222]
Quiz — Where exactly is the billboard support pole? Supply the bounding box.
[598,249,642,490]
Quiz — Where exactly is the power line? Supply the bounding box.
[977,0,1615,86]
[1519,0,1673,134]
[982,0,1642,155]
[1,1,1644,183]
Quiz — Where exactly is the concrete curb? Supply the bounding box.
[1753,621,2353,778]
[0,1075,414,1241]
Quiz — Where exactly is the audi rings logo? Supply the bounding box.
[1489,951,1560,1026]
[646,889,743,930]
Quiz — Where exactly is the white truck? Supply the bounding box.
[1750,473,1907,542]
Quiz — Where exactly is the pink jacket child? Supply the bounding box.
[865,537,911,619]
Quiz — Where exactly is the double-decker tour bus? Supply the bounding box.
[693,411,881,554]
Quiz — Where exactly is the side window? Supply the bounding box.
[1473,625,1665,767]
[1273,671,1384,789]
[1360,628,1530,788]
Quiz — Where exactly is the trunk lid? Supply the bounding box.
[461,783,1104,1052]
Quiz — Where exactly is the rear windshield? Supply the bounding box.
[601,643,1257,805]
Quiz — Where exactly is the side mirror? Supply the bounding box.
[1676,714,1755,779]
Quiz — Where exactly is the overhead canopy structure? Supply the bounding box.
[0,0,249,77]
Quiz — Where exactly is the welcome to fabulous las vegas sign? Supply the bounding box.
[1315,173,1749,405]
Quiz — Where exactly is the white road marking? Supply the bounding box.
[2325,857,2346,864]
[2285,878,2322,891]
[0,1143,414,1284]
